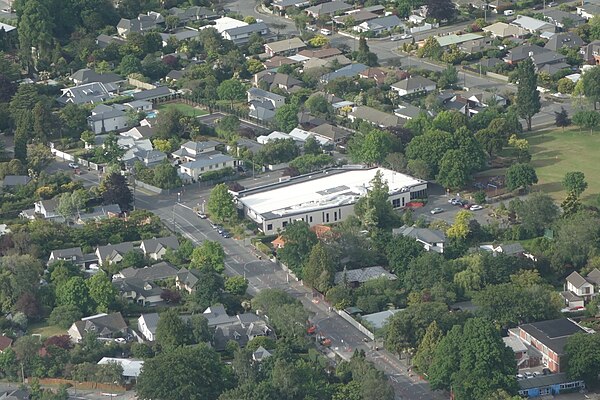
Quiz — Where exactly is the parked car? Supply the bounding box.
[430,207,444,214]
[547,1,557,6]
[524,372,533,378]
[504,9,515,15]
[196,211,207,219]
[516,374,524,380]
[470,204,483,211]
[221,231,231,238]
[68,162,79,169]
[390,35,402,41]
[320,28,332,36]
[210,221,219,229]
[307,26,317,32]
[400,33,412,39]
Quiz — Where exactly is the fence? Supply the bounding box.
[127,77,156,90]
[179,97,272,130]
[336,310,375,340]
[135,179,167,194]
[50,148,75,162]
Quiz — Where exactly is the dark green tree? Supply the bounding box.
[555,107,571,129]
[505,163,538,192]
[136,344,232,399]
[515,58,541,131]
[565,333,600,384]
[190,240,226,272]
[278,221,318,274]
[99,173,133,211]
[563,171,587,197]
[155,308,190,350]
[581,65,600,110]
[217,79,246,108]
[274,104,299,132]
[354,171,397,229]
[303,242,335,293]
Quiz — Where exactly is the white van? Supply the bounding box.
[320,28,332,36]
[504,9,515,15]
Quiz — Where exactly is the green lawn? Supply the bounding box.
[527,127,600,204]
[29,322,67,338]
[156,103,208,117]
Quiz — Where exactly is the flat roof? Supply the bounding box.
[238,167,425,218]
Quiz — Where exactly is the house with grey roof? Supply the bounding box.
[563,268,600,306]
[179,153,237,180]
[115,277,164,306]
[391,75,437,96]
[48,247,85,266]
[58,82,114,105]
[121,125,157,140]
[70,69,124,86]
[577,2,600,20]
[76,204,122,224]
[504,44,549,65]
[159,29,201,46]
[348,106,403,128]
[168,6,219,22]
[203,304,238,327]
[132,149,166,167]
[228,138,264,155]
[320,63,368,83]
[479,242,526,257]
[264,37,306,57]
[176,268,202,293]
[581,40,600,65]
[273,0,311,14]
[172,140,220,161]
[253,346,273,362]
[140,236,179,260]
[33,198,61,220]
[542,9,586,28]
[117,12,164,37]
[132,86,174,103]
[309,123,352,144]
[68,312,128,343]
[95,242,136,265]
[254,71,304,94]
[393,225,446,253]
[394,102,432,120]
[222,22,270,45]
[306,1,353,18]
[96,34,125,48]
[115,261,179,281]
[249,101,276,122]
[247,87,286,108]
[354,15,404,35]
[545,32,585,52]
[334,266,397,287]
[138,313,159,341]
[1,175,31,188]
[361,309,402,330]
[530,51,568,72]
[88,104,129,134]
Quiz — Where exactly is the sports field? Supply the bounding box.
[528,127,600,203]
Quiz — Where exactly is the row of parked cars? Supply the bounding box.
[430,199,484,215]
[516,368,552,380]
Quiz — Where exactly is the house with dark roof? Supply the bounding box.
[115,277,164,306]
[298,47,343,59]
[33,198,60,220]
[264,37,306,57]
[168,6,219,23]
[309,123,352,144]
[176,268,202,293]
[504,44,549,65]
[68,312,128,343]
[517,373,585,398]
[563,268,600,304]
[132,86,175,103]
[131,149,167,167]
[333,10,378,26]
[479,243,526,257]
[306,1,353,18]
[57,82,114,105]
[354,15,404,35]
[530,51,568,73]
[87,104,129,134]
[249,101,276,122]
[273,0,310,14]
[393,102,432,120]
[95,242,136,265]
[320,63,368,83]
[391,75,437,96]
[252,346,273,362]
[96,34,126,48]
[70,69,124,86]
[508,318,591,372]
[393,225,446,253]
[140,236,179,260]
[0,389,30,400]
[543,9,586,28]
[117,12,164,37]
[348,106,403,128]
[334,266,397,287]
[48,247,85,266]
[222,22,270,45]
[580,40,600,65]
[545,33,585,52]
[247,88,286,109]
[253,71,304,94]
[138,313,159,341]
[203,304,238,327]
[1,175,31,188]
[115,261,179,281]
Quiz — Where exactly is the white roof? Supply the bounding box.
[256,131,294,144]
[288,128,331,146]
[240,167,424,217]
[0,22,16,33]
[204,17,247,33]
[289,54,311,62]
[98,358,144,378]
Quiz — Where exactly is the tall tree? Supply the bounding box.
[563,171,587,198]
[565,333,600,384]
[155,309,190,350]
[190,241,226,272]
[274,104,299,132]
[136,344,232,400]
[515,59,541,131]
[505,163,538,192]
[581,66,600,110]
[425,0,456,21]
[354,171,397,229]
[217,79,246,108]
[99,173,133,211]
[207,183,237,222]
[278,221,318,274]
[555,107,571,130]
[86,272,117,313]
[17,0,55,70]
[56,276,92,315]
[303,242,335,293]
[413,321,443,375]
[572,110,600,133]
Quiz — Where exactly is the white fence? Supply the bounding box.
[336,310,375,340]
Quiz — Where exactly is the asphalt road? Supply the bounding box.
[131,175,446,400]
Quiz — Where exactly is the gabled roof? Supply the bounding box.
[253,346,273,361]
[115,277,163,298]
[265,37,306,53]
[70,69,124,85]
[132,86,172,101]
[320,63,368,82]
[586,268,600,285]
[349,106,402,127]
[505,44,549,62]
[203,304,238,327]
[483,22,527,38]
[298,47,343,59]
[50,247,84,261]
[177,267,201,288]
[247,87,286,103]
[224,22,269,37]
[306,1,353,16]
[96,242,135,262]
[334,266,397,285]
[140,236,179,255]
[73,313,127,336]
[0,335,13,351]
[119,261,179,281]
[544,32,585,51]
[510,15,555,32]
[249,106,276,121]
[361,15,403,30]
[58,82,112,105]
[393,225,446,244]
[542,9,586,26]
[310,123,351,141]
[139,313,159,333]
[180,153,236,170]
[98,357,144,378]
[392,75,436,91]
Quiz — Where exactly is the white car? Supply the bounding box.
[68,162,79,169]
[307,26,317,32]
[320,28,332,36]
[470,204,483,211]
[430,207,444,214]
[400,33,412,39]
